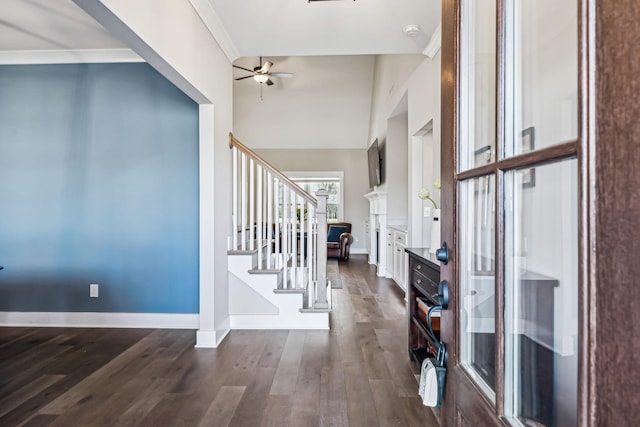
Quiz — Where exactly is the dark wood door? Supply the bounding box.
[435,0,637,425]
[439,0,640,425]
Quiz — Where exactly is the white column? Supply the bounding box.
[197,104,216,347]
[364,191,388,277]
[367,213,376,265]
[315,189,329,309]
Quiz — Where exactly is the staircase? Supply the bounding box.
[227,133,330,330]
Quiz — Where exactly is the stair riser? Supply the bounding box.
[229,256,303,314]
[228,252,329,329]
[229,313,328,330]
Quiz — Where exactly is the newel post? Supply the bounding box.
[315,189,329,309]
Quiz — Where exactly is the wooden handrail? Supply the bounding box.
[229,133,317,206]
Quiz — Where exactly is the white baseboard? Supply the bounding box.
[195,316,231,348]
[229,313,329,330]
[195,329,229,348]
[0,312,199,329]
[350,248,369,255]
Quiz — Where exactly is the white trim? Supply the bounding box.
[188,0,240,62]
[229,313,329,330]
[0,312,199,329]
[350,248,369,255]
[198,104,218,345]
[195,326,229,348]
[423,22,442,59]
[0,49,143,65]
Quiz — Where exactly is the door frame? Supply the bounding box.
[439,0,640,425]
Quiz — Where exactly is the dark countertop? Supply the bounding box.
[405,248,440,270]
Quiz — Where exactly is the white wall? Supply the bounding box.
[255,149,369,254]
[367,52,442,247]
[385,111,409,226]
[233,55,376,256]
[233,55,375,149]
[75,0,233,346]
[409,54,442,248]
[367,54,425,146]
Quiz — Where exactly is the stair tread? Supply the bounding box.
[299,307,332,313]
[276,266,309,292]
[228,239,269,253]
[274,288,306,294]
[248,268,283,274]
[301,279,332,312]
[249,253,293,273]
[227,248,258,255]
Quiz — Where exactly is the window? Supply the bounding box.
[285,171,344,223]
[456,0,579,425]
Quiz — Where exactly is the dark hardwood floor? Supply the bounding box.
[0,255,439,426]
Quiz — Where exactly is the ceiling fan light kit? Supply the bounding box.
[233,56,294,88]
[403,24,422,37]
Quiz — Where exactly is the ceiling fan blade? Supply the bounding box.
[266,79,274,86]
[261,61,273,74]
[269,72,294,78]
[235,75,254,81]
[233,65,255,73]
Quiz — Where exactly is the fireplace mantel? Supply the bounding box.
[364,190,387,276]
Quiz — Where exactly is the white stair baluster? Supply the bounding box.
[257,164,263,269]
[299,198,305,285]
[232,146,238,250]
[314,189,328,309]
[241,153,247,251]
[307,203,314,283]
[274,178,281,266]
[267,172,273,269]
[249,158,255,251]
[229,133,330,317]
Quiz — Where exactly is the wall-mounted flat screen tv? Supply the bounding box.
[367,138,383,188]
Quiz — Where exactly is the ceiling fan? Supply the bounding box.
[233,57,293,86]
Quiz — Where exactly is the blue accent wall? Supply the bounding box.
[0,63,199,313]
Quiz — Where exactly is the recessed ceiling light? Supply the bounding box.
[403,24,422,37]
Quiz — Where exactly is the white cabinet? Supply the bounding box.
[388,227,408,292]
[385,230,394,278]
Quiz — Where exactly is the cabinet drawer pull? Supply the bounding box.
[416,278,422,284]
[416,264,422,270]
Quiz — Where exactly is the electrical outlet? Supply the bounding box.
[424,206,431,217]
[90,284,99,298]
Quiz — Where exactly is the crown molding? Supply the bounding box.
[0,48,143,65]
[189,0,240,62]
[422,22,441,59]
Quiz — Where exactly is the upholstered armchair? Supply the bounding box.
[327,222,354,261]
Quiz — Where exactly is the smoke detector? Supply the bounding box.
[403,24,422,37]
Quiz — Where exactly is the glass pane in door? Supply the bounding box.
[510,0,578,156]
[459,0,497,170]
[459,175,495,396]
[504,159,578,427]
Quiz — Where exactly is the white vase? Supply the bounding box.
[429,209,441,254]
